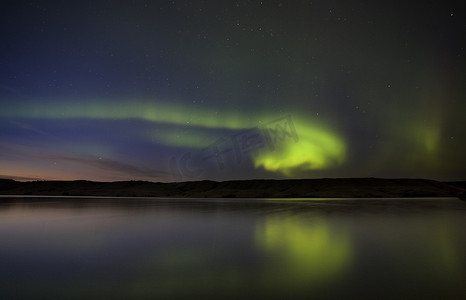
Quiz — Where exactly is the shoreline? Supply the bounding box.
[0,194,463,200]
[1,178,465,200]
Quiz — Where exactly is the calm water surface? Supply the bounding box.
[0,197,465,299]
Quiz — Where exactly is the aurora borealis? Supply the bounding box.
[1,1,465,181]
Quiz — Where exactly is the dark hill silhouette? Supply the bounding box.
[1,178,465,199]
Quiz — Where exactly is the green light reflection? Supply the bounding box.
[255,214,352,289]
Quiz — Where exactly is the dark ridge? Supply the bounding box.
[0,179,20,190]
[0,178,465,199]
[445,181,466,189]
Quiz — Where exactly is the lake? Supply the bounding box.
[0,196,465,299]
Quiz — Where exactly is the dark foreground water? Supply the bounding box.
[0,197,465,299]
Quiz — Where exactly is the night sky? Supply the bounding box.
[1,1,465,182]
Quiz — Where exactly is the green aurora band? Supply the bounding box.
[1,99,258,129]
[253,120,346,176]
[2,100,347,176]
